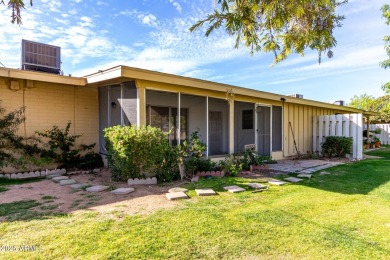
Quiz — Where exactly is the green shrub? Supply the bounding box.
[321,136,352,158]
[220,154,243,177]
[177,130,209,177]
[36,122,103,169]
[104,125,178,182]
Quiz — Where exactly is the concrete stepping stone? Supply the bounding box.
[111,188,135,195]
[166,191,189,200]
[47,174,62,179]
[195,189,217,196]
[168,187,188,193]
[224,185,246,193]
[247,183,268,189]
[268,180,287,186]
[71,183,89,190]
[60,179,77,186]
[86,185,110,192]
[319,171,331,175]
[297,173,312,178]
[285,177,303,183]
[52,176,69,183]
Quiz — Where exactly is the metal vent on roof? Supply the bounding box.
[288,94,303,99]
[21,39,61,74]
[333,100,345,106]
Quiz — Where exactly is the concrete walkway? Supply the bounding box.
[267,159,343,174]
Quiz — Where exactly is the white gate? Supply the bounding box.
[313,114,363,159]
[364,124,390,145]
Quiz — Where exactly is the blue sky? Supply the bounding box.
[0,0,388,103]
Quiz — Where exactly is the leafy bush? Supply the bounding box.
[238,149,276,170]
[0,102,46,171]
[321,136,352,158]
[220,154,243,177]
[36,122,103,169]
[104,125,178,182]
[177,130,209,177]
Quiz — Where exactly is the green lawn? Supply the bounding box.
[1,150,390,259]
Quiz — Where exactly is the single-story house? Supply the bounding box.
[0,65,371,163]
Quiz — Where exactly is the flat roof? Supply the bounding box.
[0,67,86,86]
[86,65,370,114]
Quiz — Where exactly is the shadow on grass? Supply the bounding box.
[0,200,68,222]
[0,177,45,193]
[183,176,268,192]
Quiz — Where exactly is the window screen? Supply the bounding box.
[272,106,283,151]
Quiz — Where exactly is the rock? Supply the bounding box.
[191,176,199,183]
[168,187,188,193]
[52,176,69,183]
[59,168,66,174]
[297,173,312,178]
[165,192,189,200]
[86,185,110,192]
[224,185,246,193]
[195,189,217,196]
[111,188,135,195]
[60,179,77,186]
[93,168,101,173]
[46,174,62,179]
[319,171,331,175]
[127,177,157,185]
[247,183,268,189]
[71,183,89,190]
[268,180,287,186]
[284,177,303,183]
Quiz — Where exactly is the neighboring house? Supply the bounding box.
[0,65,370,162]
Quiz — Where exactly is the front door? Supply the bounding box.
[257,106,271,156]
[209,111,223,155]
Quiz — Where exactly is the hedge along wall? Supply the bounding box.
[0,78,99,152]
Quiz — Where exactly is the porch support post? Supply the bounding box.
[177,92,181,145]
[254,103,258,153]
[136,83,146,127]
[270,105,273,155]
[229,99,235,154]
[120,83,124,126]
[107,86,111,126]
[206,96,209,157]
[366,116,370,143]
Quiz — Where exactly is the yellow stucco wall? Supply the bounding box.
[0,78,99,150]
[283,102,335,157]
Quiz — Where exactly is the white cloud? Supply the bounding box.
[119,10,158,27]
[41,0,62,12]
[169,0,182,13]
[139,14,158,27]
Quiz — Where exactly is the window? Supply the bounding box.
[242,109,254,129]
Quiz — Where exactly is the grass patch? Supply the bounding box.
[0,152,390,258]
[40,204,61,211]
[0,200,41,219]
[0,177,43,193]
[366,147,390,159]
[41,195,57,200]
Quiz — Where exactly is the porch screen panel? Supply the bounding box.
[98,87,108,154]
[122,82,137,126]
[208,97,229,155]
[272,106,283,151]
[109,85,121,126]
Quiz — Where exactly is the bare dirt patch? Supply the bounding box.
[0,169,188,218]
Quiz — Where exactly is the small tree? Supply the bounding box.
[0,101,25,168]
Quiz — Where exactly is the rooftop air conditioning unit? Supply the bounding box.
[334,100,345,106]
[288,94,303,99]
[21,39,61,74]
